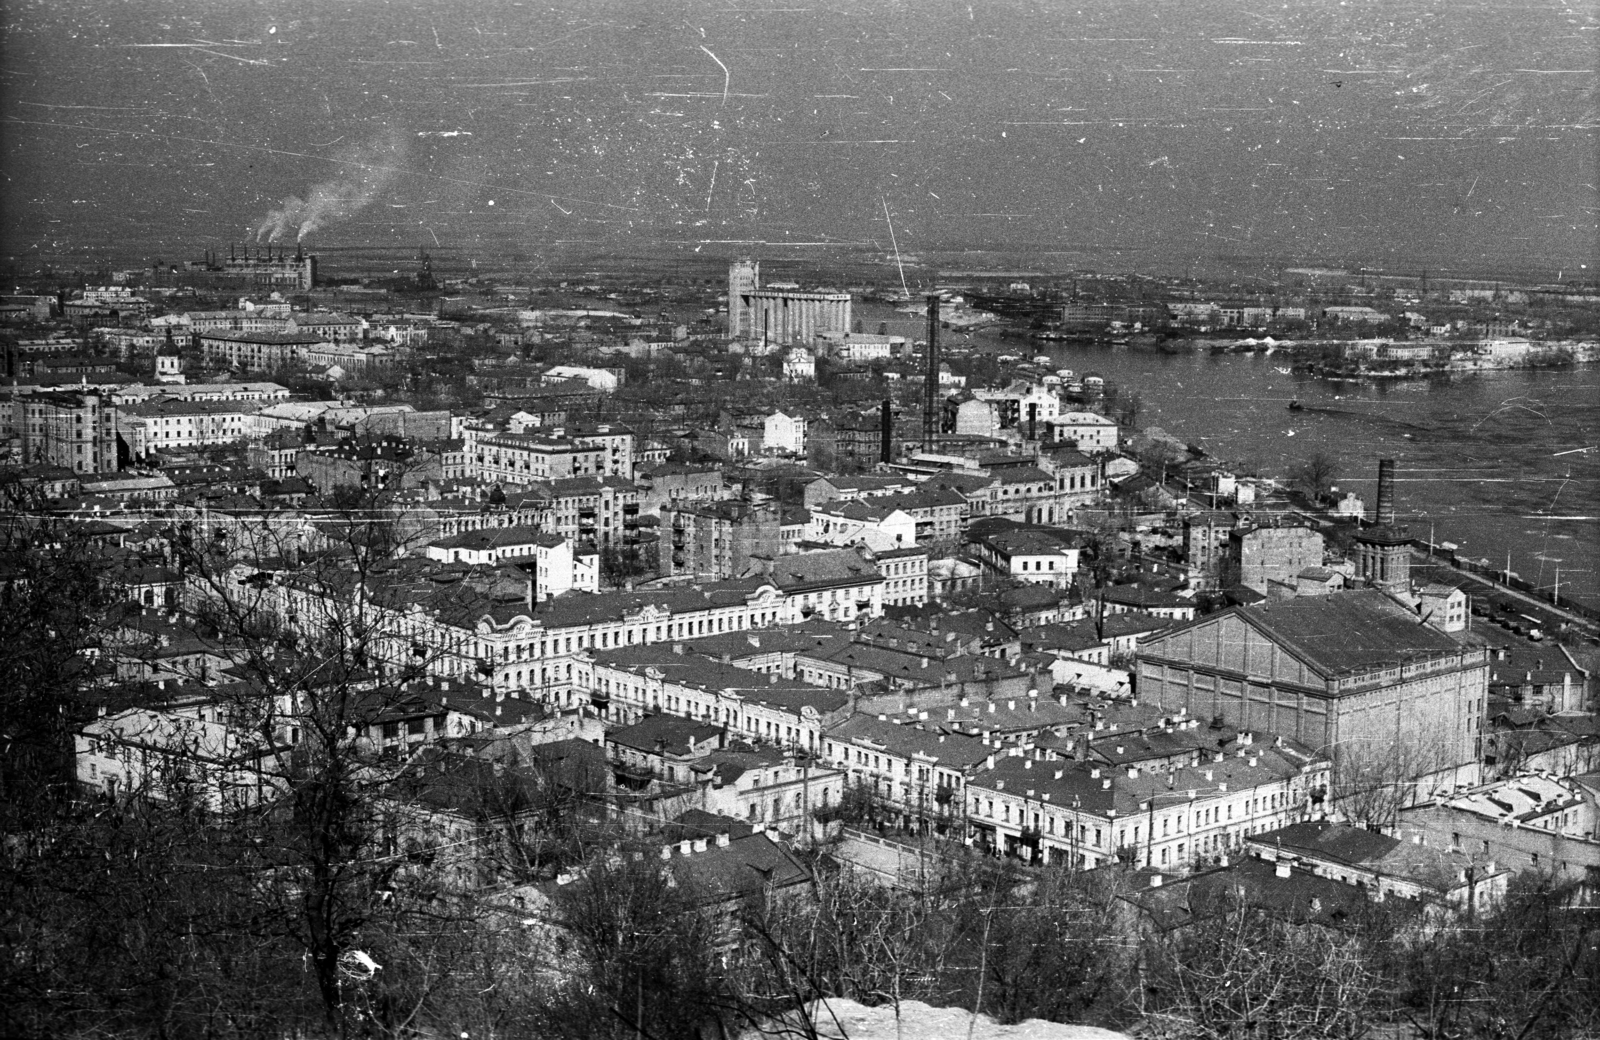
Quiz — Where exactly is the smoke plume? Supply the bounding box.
[254,131,404,242]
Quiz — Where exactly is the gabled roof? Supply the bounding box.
[1235,591,1467,677]
[667,832,812,905]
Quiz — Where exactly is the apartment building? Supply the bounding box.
[966,741,1330,871]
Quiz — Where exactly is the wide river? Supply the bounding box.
[859,303,1600,608]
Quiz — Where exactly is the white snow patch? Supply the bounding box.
[742,998,1132,1040]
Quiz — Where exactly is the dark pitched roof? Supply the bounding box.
[1236,590,1467,676]
[607,714,724,755]
[1250,820,1398,868]
[667,832,812,905]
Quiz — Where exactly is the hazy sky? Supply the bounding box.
[2,0,1595,274]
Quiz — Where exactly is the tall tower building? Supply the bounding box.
[728,259,760,340]
[1354,458,1410,591]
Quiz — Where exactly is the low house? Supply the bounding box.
[607,713,725,787]
[77,705,287,809]
[1245,820,1508,917]
[379,749,553,891]
[968,527,1081,588]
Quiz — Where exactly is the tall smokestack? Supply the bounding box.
[1375,458,1396,527]
[923,295,941,449]
[880,398,893,464]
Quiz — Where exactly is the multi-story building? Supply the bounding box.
[1038,449,1104,512]
[637,461,725,515]
[115,382,291,407]
[660,499,781,579]
[824,713,990,832]
[761,411,808,456]
[303,343,394,372]
[469,432,609,486]
[969,527,1080,588]
[929,464,1071,526]
[727,259,761,337]
[182,309,290,334]
[1135,591,1488,799]
[876,546,929,607]
[6,390,119,472]
[546,475,641,550]
[1045,411,1119,452]
[1232,522,1324,595]
[1183,511,1236,589]
[197,330,327,371]
[531,533,600,598]
[804,498,917,553]
[118,399,261,456]
[278,560,795,704]
[585,643,852,755]
[860,487,970,545]
[1398,772,1600,902]
[815,407,895,468]
[296,440,443,496]
[76,705,286,808]
[567,422,636,480]
[246,428,310,480]
[758,547,886,625]
[94,327,165,361]
[813,331,906,362]
[287,312,366,342]
[973,381,1062,435]
[966,741,1331,871]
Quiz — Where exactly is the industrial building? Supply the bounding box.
[727,259,851,348]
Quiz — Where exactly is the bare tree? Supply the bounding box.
[162,478,461,1035]
[1141,891,1383,1040]
[1289,451,1338,505]
[537,850,730,1040]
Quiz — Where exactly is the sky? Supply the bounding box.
[1,0,1595,276]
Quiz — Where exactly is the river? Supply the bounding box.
[857,302,1600,608]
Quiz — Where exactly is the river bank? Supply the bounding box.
[855,300,1600,606]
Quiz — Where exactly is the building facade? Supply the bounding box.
[1135,592,1488,798]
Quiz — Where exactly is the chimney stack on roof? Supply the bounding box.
[1375,458,1397,527]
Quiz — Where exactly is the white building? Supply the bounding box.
[967,742,1331,870]
[814,331,905,361]
[782,347,815,382]
[77,705,285,809]
[874,546,929,608]
[1416,583,1469,633]
[1046,411,1119,452]
[763,411,808,456]
[119,399,261,455]
[805,500,918,553]
[533,534,600,599]
[544,365,619,392]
